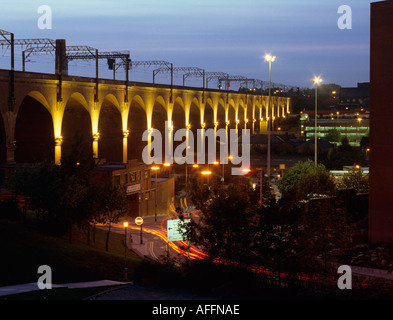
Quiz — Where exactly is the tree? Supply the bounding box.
[277,160,336,206]
[187,178,259,264]
[188,174,221,211]
[341,166,369,193]
[299,198,352,279]
[6,145,95,238]
[338,137,352,152]
[325,128,341,143]
[253,204,302,286]
[96,181,129,251]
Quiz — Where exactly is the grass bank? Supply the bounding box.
[0,213,143,287]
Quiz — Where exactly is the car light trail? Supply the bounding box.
[123,210,340,286]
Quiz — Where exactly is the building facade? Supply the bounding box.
[93,159,175,218]
[299,113,369,146]
[369,0,393,243]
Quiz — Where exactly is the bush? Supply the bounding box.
[0,197,21,220]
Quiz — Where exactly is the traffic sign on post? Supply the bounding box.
[167,219,190,242]
[135,217,143,225]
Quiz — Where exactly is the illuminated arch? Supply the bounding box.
[217,98,226,129]
[98,94,123,162]
[14,92,54,163]
[204,98,214,128]
[173,96,186,130]
[64,91,90,112]
[26,91,51,112]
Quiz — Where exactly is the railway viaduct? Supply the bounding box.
[0,69,291,165]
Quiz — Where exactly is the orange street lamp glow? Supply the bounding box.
[151,166,160,171]
[201,171,212,175]
[192,164,199,168]
[123,221,128,228]
[163,163,171,167]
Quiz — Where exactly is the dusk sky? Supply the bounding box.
[0,0,371,89]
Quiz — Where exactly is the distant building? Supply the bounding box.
[299,112,369,146]
[338,82,369,111]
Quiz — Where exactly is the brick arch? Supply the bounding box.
[61,91,92,161]
[14,92,54,163]
[172,96,186,130]
[128,94,147,162]
[217,98,226,129]
[228,99,236,130]
[97,94,123,162]
[204,98,214,129]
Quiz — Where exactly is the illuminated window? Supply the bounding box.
[130,172,136,182]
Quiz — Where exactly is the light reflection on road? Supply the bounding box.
[129,210,207,260]
[128,210,319,283]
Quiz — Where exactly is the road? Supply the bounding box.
[101,211,205,262]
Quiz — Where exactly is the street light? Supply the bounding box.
[185,163,198,217]
[123,221,128,281]
[151,166,160,222]
[242,168,251,174]
[201,170,212,189]
[312,76,323,167]
[355,164,361,193]
[366,148,370,161]
[265,53,276,179]
[357,117,362,144]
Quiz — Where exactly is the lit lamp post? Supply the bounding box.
[201,170,212,188]
[185,163,198,216]
[123,221,128,281]
[265,54,276,179]
[139,170,143,244]
[224,155,233,183]
[355,164,361,193]
[312,76,323,167]
[357,117,362,144]
[366,148,370,161]
[151,166,160,222]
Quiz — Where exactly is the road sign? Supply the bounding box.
[135,217,143,225]
[167,218,190,242]
[279,164,285,170]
